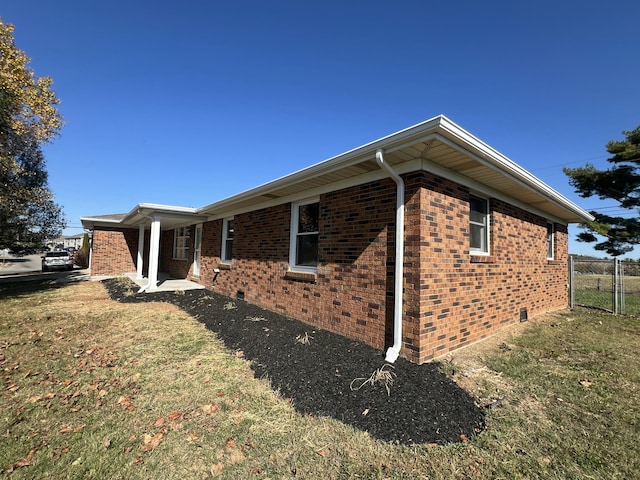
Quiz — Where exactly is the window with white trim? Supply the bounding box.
[290,200,319,271]
[546,222,554,260]
[469,195,490,254]
[173,226,190,260]
[221,218,234,263]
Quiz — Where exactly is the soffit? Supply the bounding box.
[202,134,590,223]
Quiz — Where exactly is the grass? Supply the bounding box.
[1,280,639,479]
[573,274,640,314]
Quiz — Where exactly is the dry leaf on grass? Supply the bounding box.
[141,433,163,452]
[202,403,220,414]
[210,462,224,476]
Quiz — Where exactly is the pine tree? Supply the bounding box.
[564,125,640,256]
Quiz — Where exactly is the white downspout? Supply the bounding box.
[375,149,405,364]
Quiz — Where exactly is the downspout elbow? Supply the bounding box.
[375,149,405,364]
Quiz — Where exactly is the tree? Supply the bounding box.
[74,233,90,268]
[564,125,640,256]
[0,18,65,251]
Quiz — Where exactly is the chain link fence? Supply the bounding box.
[569,256,640,315]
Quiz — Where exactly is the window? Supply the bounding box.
[290,200,319,271]
[221,218,234,263]
[546,222,554,260]
[469,195,489,254]
[173,226,190,260]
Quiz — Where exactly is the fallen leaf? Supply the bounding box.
[168,411,181,421]
[27,395,42,403]
[460,434,469,442]
[133,456,144,465]
[187,432,200,442]
[225,437,236,448]
[141,433,163,452]
[228,448,245,464]
[236,350,244,358]
[210,462,224,476]
[154,416,165,428]
[251,467,265,475]
[8,455,35,472]
[59,426,74,434]
[44,392,56,399]
[579,379,593,388]
[103,438,112,449]
[316,449,328,457]
[362,408,369,416]
[202,403,219,415]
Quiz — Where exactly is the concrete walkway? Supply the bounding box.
[124,272,206,293]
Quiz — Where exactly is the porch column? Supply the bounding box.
[136,224,145,280]
[146,216,161,292]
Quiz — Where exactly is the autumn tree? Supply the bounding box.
[564,125,640,256]
[0,18,65,252]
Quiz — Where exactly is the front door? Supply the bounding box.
[193,224,202,277]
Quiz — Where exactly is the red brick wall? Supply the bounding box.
[403,172,569,363]
[161,228,194,279]
[90,171,571,364]
[189,181,398,353]
[90,227,140,275]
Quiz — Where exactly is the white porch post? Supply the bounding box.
[146,216,161,292]
[136,224,145,280]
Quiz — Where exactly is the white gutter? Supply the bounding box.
[375,149,405,364]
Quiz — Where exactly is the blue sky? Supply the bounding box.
[2,1,639,258]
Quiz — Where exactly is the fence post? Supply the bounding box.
[569,255,575,309]
[620,260,626,315]
[613,258,619,315]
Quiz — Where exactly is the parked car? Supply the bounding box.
[42,250,74,271]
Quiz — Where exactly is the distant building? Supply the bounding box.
[50,234,85,250]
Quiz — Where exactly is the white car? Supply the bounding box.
[42,250,74,271]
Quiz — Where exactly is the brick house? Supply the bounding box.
[81,116,592,364]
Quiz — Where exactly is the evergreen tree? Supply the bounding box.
[564,125,640,256]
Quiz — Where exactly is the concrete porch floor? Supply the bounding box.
[124,272,206,293]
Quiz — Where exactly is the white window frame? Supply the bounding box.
[173,226,190,260]
[546,222,555,260]
[469,195,490,255]
[221,217,234,264]
[289,198,319,273]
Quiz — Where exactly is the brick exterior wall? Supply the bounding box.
[90,170,570,364]
[402,172,568,363]
[90,227,140,275]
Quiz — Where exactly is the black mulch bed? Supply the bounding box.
[103,279,485,445]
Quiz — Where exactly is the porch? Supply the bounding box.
[125,272,206,293]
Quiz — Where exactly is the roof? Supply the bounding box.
[81,115,594,230]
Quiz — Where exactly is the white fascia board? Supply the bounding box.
[432,130,594,222]
[121,203,203,225]
[198,116,447,215]
[197,114,592,223]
